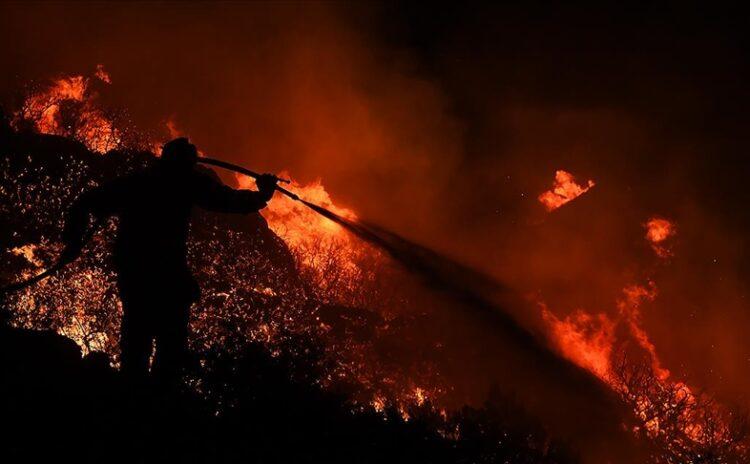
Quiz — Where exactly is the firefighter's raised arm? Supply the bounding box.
[193,171,278,214]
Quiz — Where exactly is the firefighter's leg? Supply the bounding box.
[119,299,153,380]
[152,299,190,385]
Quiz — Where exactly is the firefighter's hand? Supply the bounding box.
[256,174,278,200]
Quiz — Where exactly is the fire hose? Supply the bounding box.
[0,157,309,297]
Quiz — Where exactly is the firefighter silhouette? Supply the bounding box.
[63,137,278,383]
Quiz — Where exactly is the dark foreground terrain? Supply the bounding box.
[0,317,574,464]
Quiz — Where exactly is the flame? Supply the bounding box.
[538,170,595,211]
[618,282,671,381]
[541,304,616,381]
[645,217,676,258]
[538,216,741,449]
[241,173,358,260]
[540,283,669,384]
[15,65,121,153]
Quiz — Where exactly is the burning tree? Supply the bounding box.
[12,66,149,153]
[612,355,748,463]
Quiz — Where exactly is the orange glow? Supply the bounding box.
[538,170,595,211]
[166,117,182,139]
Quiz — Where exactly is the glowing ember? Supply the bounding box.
[11,243,44,268]
[538,170,595,211]
[94,64,112,84]
[645,217,676,258]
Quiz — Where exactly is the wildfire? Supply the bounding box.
[645,217,676,258]
[3,68,747,461]
[539,226,671,385]
[538,170,595,211]
[538,214,744,454]
[14,65,121,153]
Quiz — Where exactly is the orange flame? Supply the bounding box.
[535,215,737,448]
[538,170,595,211]
[235,172,361,282]
[239,172,357,249]
[541,304,616,381]
[618,282,671,381]
[16,65,121,153]
[540,283,670,383]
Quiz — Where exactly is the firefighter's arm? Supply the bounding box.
[194,172,277,214]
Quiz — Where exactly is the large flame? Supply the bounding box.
[239,173,359,264]
[540,304,616,381]
[251,173,357,253]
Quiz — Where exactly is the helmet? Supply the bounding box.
[161,137,198,170]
